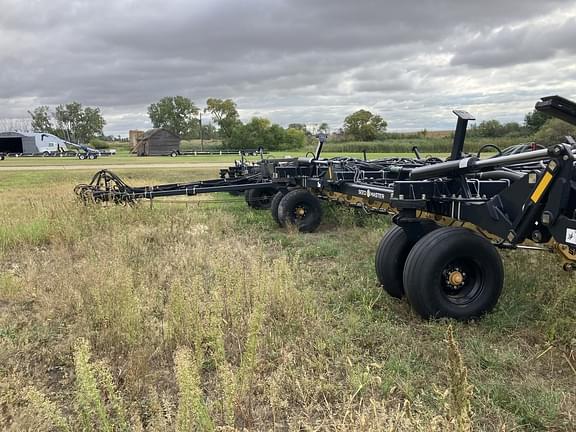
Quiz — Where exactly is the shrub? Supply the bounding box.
[534,118,576,145]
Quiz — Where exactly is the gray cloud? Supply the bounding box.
[0,0,575,135]
[450,15,576,68]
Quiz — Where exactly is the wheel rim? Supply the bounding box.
[292,204,309,221]
[440,258,484,306]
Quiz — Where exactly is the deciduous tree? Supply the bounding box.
[524,109,551,134]
[148,96,199,138]
[28,102,105,143]
[343,110,387,141]
[534,118,576,145]
[228,117,306,150]
[204,98,240,139]
[28,106,53,133]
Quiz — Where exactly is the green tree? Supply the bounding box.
[204,98,240,139]
[53,102,106,144]
[284,127,307,148]
[524,109,551,134]
[470,120,526,138]
[228,117,306,150]
[200,123,217,140]
[148,96,199,138]
[28,102,106,143]
[287,123,306,131]
[502,121,522,136]
[318,122,329,133]
[476,120,504,138]
[534,118,576,145]
[343,110,387,141]
[28,106,53,133]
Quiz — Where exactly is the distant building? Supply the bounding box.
[0,132,68,154]
[134,128,180,156]
[129,130,144,152]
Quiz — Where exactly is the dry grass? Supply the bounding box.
[0,170,574,431]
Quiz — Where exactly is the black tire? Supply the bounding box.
[228,190,242,196]
[245,187,276,210]
[403,227,503,320]
[271,190,287,225]
[375,226,413,298]
[88,153,96,160]
[375,223,438,298]
[170,151,178,157]
[277,189,322,233]
[78,154,86,160]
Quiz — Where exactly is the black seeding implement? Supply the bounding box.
[74,156,279,207]
[76,95,576,321]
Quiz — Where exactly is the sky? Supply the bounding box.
[1,0,576,136]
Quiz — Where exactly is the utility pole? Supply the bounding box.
[200,112,204,151]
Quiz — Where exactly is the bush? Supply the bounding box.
[89,138,110,149]
[226,118,306,150]
[534,118,576,145]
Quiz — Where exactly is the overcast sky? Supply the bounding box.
[1,0,576,135]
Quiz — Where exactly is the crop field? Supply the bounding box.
[0,160,575,431]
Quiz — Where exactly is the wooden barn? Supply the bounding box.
[135,128,180,156]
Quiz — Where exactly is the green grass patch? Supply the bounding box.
[0,168,573,431]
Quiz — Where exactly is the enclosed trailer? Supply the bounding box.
[0,132,69,155]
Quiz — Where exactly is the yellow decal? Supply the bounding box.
[530,171,553,203]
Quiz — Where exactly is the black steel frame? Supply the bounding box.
[75,95,576,269]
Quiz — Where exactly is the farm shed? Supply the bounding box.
[0,132,68,154]
[135,128,180,156]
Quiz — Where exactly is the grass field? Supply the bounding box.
[0,160,575,431]
[0,150,448,167]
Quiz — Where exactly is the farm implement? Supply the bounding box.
[76,95,576,321]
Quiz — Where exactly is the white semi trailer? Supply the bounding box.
[0,132,70,155]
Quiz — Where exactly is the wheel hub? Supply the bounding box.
[444,267,466,290]
[295,206,306,217]
[448,270,464,286]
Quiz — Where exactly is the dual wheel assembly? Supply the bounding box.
[245,188,504,320]
[244,187,323,233]
[375,225,504,320]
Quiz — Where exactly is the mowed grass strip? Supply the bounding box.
[0,169,574,431]
[0,150,448,167]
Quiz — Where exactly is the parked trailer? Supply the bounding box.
[75,95,576,321]
[0,132,68,155]
[0,137,115,160]
[169,148,266,157]
[0,152,76,158]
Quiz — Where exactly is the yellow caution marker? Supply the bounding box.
[530,171,553,203]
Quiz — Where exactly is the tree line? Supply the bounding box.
[147,96,310,150]
[26,97,576,148]
[26,96,386,149]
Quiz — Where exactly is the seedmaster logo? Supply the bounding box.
[566,228,576,245]
[358,188,387,200]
